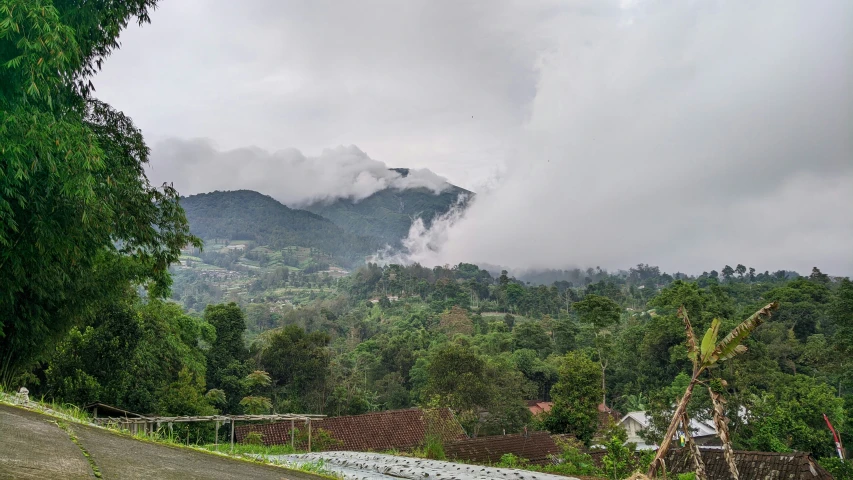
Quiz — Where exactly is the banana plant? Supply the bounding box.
[647,302,778,478]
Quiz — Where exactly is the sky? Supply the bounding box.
[94,0,853,275]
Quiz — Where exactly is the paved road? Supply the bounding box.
[0,404,94,479]
[0,404,322,480]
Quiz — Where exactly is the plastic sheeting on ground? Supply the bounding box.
[260,451,580,480]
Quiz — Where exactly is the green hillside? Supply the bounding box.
[180,190,378,266]
[305,180,471,247]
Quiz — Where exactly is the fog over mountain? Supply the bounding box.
[147,139,450,205]
[97,0,853,275]
[383,1,853,275]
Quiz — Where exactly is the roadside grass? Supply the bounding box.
[55,420,103,478]
[202,442,296,456]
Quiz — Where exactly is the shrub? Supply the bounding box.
[818,457,853,480]
[242,431,264,446]
[423,433,446,460]
[496,453,529,468]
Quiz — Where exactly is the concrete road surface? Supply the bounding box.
[0,404,322,480]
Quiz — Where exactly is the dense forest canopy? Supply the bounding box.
[21,257,853,464]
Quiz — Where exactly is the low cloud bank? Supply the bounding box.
[146,139,450,205]
[384,0,853,275]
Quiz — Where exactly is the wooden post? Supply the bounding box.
[230,417,235,452]
[215,421,219,448]
[291,419,295,450]
[307,419,312,453]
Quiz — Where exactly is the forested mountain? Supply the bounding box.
[180,190,378,266]
[305,172,471,247]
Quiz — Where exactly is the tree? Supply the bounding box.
[255,325,330,412]
[42,298,213,415]
[439,306,474,336]
[160,368,216,417]
[573,295,621,329]
[240,370,273,415]
[831,279,853,360]
[647,302,778,478]
[544,352,603,445]
[739,374,845,458]
[809,267,831,285]
[424,343,531,436]
[505,283,526,312]
[722,265,735,280]
[204,303,249,412]
[0,0,199,383]
[424,344,492,430]
[512,321,553,358]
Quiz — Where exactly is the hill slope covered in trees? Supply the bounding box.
[180,190,379,266]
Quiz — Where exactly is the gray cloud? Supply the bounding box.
[399,0,853,275]
[147,139,449,205]
[96,0,853,275]
[94,0,544,190]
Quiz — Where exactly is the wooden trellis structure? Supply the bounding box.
[91,413,325,452]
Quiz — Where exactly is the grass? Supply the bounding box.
[202,443,296,456]
[0,389,92,425]
[54,420,103,478]
[296,459,341,478]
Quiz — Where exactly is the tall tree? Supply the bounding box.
[573,294,621,329]
[544,351,603,445]
[0,0,199,383]
[255,324,330,412]
[204,303,249,411]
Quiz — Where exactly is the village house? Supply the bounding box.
[619,410,719,450]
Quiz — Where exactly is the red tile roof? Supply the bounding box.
[526,400,554,416]
[444,431,562,465]
[235,408,467,452]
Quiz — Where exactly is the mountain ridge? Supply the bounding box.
[179,190,379,266]
[303,183,471,247]
[179,177,471,265]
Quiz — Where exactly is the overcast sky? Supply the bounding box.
[94,0,853,275]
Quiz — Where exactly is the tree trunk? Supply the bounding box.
[648,378,697,478]
[709,388,739,480]
[682,412,707,480]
